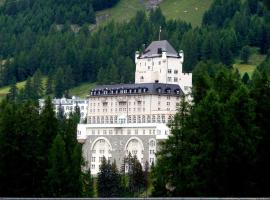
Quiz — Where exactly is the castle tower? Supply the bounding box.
[135,40,192,94]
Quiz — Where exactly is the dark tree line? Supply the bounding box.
[0,97,93,197]
[97,155,149,197]
[151,62,270,196]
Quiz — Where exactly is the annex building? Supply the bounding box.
[77,40,192,175]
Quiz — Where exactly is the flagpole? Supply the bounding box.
[159,26,161,40]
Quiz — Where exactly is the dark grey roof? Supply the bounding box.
[139,40,179,58]
[90,83,184,96]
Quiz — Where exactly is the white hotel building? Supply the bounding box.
[77,40,192,175]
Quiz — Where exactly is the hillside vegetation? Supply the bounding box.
[0,0,270,100]
[96,0,146,24]
[160,0,213,27]
[96,0,213,27]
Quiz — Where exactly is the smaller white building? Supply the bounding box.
[39,96,88,121]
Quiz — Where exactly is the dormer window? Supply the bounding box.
[166,88,171,94]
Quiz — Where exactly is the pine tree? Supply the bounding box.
[47,134,68,197]
[54,68,65,98]
[32,69,44,100]
[24,77,34,100]
[240,45,251,64]
[111,160,122,197]
[46,70,54,95]
[67,144,83,196]
[82,169,94,197]
[97,158,122,197]
[108,59,119,84]
[242,72,250,84]
[97,158,110,197]
[128,156,144,194]
[7,78,17,102]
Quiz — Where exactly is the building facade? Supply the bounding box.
[39,96,88,121]
[77,40,192,175]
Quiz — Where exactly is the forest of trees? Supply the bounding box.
[1,0,269,98]
[0,97,94,197]
[151,62,270,196]
[1,0,270,197]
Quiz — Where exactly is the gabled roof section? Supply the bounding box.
[140,40,179,58]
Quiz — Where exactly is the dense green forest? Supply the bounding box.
[1,0,270,98]
[0,98,91,196]
[152,63,270,196]
[1,0,270,197]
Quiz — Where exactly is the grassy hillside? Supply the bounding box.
[0,80,26,101]
[96,0,213,27]
[0,80,95,101]
[0,77,48,101]
[160,0,213,27]
[233,49,266,77]
[96,0,146,24]
[69,82,96,98]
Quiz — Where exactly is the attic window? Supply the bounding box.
[157,48,162,54]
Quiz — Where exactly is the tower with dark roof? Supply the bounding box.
[135,40,191,94]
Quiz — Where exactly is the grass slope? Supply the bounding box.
[69,82,96,98]
[160,0,213,27]
[96,0,146,24]
[96,0,212,27]
[233,49,266,77]
[0,80,26,101]
[0,77,47,101]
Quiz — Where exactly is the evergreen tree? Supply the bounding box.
[240,45,251,64]
[23,77,34,100]
[97,158,122,197]
[54,68,65,98]
[242,72,250,84]
[32,69,44,100]
[108,59,119,84]
[82,169,94,197]
[47,134,68,197]
[250,70,270,195]
[97,158,111,197]
[46,70,54,95]
[67,144,83,196]
[128,156,144,194]
[7,78,17,102]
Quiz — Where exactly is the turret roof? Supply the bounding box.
[140,40,179,58]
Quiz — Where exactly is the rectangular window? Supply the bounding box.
[168,69,172,74]
[174,77,178,82]
[174,70,178,74]
[91,157,95,162]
